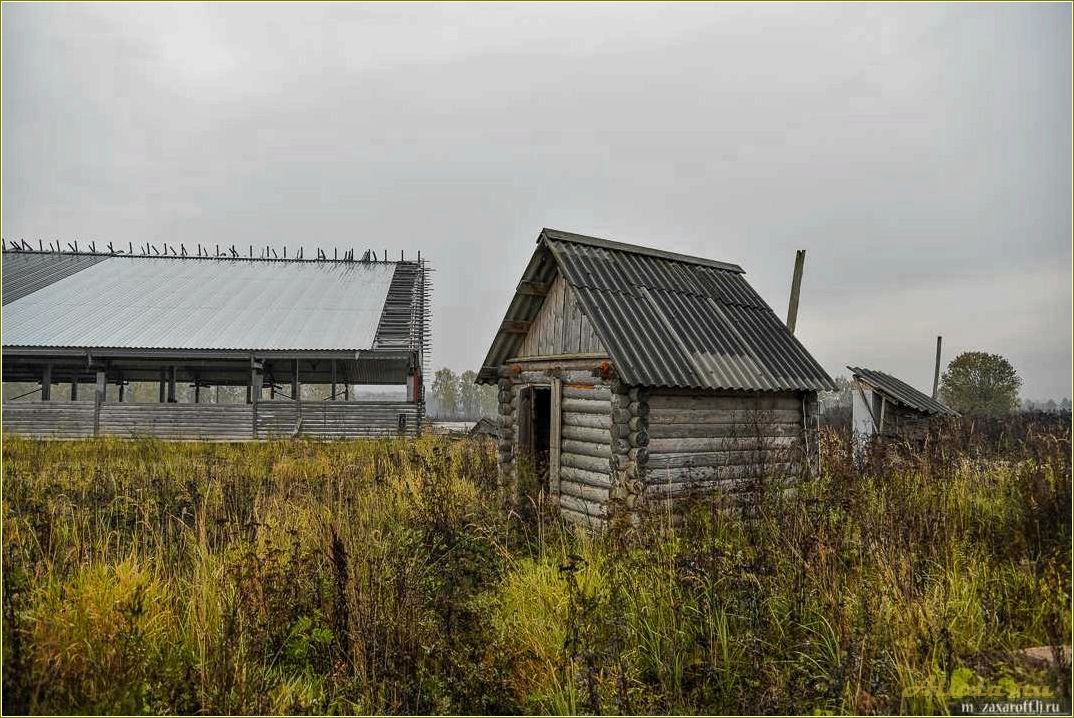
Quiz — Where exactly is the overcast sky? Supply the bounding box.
[3,2,1070,398]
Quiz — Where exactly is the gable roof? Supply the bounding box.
[1,251,424,354]
[478,228,835,392]
[848,366,959,417]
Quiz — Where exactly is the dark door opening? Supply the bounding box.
[518,385,552,492]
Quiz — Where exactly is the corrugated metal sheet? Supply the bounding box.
[477,228,834,392]
[848,366,959,417]
[2,255,399,351]
[2,252,109,305]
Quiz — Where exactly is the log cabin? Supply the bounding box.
[477,228,836,528]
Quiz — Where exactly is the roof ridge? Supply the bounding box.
[539,227,744,273]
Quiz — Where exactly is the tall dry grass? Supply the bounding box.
[1,417,1070,715]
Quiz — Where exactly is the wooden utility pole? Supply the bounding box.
[786,250,806,334]
[932,336,943,399]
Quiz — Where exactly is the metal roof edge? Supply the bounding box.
[538,227,745,274]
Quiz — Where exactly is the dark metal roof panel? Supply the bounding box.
[848,366,959,417]
[550,239,833,391]
[1,252,109,305]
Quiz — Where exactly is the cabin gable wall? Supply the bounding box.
[515,275,606,359]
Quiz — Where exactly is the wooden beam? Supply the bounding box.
[168,366,177,403]
[500,319,533,334]
[330,359,337,401]
[516,280,552,296]
[786,249,806,334]
[292,359,300,401]
[41,363,51,401]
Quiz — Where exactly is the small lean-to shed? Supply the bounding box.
[477,229,835,527]
[848,366,958,443]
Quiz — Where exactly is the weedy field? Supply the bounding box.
[1,418,1070,715]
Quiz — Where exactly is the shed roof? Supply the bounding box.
[1,252,421,354]
[847,366,959,417]
[478,228,835,392]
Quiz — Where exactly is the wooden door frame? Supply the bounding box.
[515,380,562,498]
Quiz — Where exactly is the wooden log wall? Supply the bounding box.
[640,391,807,515]
[100,403,253,440]
[3,401,421,440]
[558,377,612,528]
[2,401,95,438]
[495,361,612,528]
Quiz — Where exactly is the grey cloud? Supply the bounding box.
[2,2,1070,397]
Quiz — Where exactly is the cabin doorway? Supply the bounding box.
[518,385,553,493]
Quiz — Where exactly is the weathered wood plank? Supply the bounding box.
[560,480,609,503]
[561,438,611,459]
[562,412,612,430]
[646,450,799,470]
[648,394,801,411]
[647,408,802,425]
[560,452,611,474]
[561,397,609,415]
[648,421,800,438]
[648,436,797,454]
[562,385,611,401]
[561,424,610,443]
[643,462,800,485]
[559,465,612,487]
[559,493,607,518]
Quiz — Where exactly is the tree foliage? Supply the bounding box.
[940,351,1022,416]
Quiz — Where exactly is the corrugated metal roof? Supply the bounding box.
[478,228,835,392]
[2,252,109,305]
[848,366,959,417]
[2,255,400,352]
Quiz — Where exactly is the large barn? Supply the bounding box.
[1,245,429,440]
[478,228,835,527]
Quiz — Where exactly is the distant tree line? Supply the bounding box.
[426,368,497,420]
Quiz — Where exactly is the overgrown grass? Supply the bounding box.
[2,420,1070,714]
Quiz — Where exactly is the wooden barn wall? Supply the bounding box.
[262,401,420,439]
[4,401,420,440]
[100,403,254,440]
[640,391,808,514]
[2,401,95,438]
[516,275,606,358]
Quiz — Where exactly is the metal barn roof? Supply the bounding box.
[2,253,413,353]
[478,229,835,392]
[847,366,959,417]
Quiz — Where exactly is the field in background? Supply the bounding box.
[2,419,1070,715]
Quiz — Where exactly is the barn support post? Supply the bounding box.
[330,359,337,400]
[168,366,177,403]
[292,359,300,401]
[194,379,201,404]
[93,369,105,436]
[250,361,263,438]
[41,363,52,401]
[70,379,79,401]
[159,369,166,403]
[118,374,125,403]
